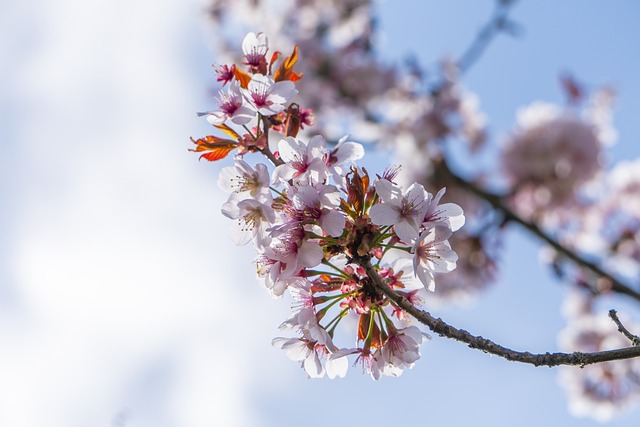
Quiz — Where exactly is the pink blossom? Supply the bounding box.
[412,226,458,291]
[272,135,329,185]
[242,32,268,70]
[202,80,255,126]
[242,74,298,116]
[501,102,603,218]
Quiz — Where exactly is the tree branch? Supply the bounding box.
[439,162,640,303]
[609,309,640,346]
[456,0,520,74]
[356,257,640,367]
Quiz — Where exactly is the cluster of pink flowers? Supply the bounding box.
[192,32,465,379]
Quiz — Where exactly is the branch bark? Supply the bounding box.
[439,162,640,303]
[356,257,640,367]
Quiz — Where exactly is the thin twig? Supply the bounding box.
[356,257,640,367]
[609,309,640,346]
[456,0,519,74]
[440,162,640,303]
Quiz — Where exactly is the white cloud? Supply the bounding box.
[0,0,285,426]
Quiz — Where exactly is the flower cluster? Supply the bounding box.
[192,32,465,379]
[202,2,640,420]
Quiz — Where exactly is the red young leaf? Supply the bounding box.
[189,136,237,162]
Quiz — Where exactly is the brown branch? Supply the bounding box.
[439,163,640,303]
[356,257,640,367]
[609,309,640,346]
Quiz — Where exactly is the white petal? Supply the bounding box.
[221,200,240,219]
[278,137,302,163]
[369,204,400,226]
[326,355,348,379]
[303,352,325,378]
[394,219,420,243]
[374,179,401,203]
[334,141,364,163]
[298,241,324,268]
[229,221,253,246]
[416,265,436,291]
[320,210,346,237]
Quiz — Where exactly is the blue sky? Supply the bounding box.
[1,1,639,426]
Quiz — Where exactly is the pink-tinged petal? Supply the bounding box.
[369,204,400,226]
[335,141,364,163]
[318,185,341,207]
[269,80,298,103]
[326,355,349,379]
[394,219,421,243]
[229,106,255,125]
[419,226,452,245]
[271,163,296,184]
[320,210,346,237]
[292,185,317,209]
[277,137,302,163]
[405,182,428,205]
[307,135,328,155]
[298,241,324,268]
[432,187,446,206]
[374,179,401,203]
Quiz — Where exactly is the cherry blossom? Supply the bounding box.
[202,80,255,125]
[412,226,458,291]
[217,157,271,199]
[243,73,298,116]
[369,180,430,243]
[272,135,329,184]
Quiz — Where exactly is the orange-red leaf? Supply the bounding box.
[213,123,241,140]
[189,136,237,162]
[274,45,303,82]
[233,67,252,89]
[269,51,281,75]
